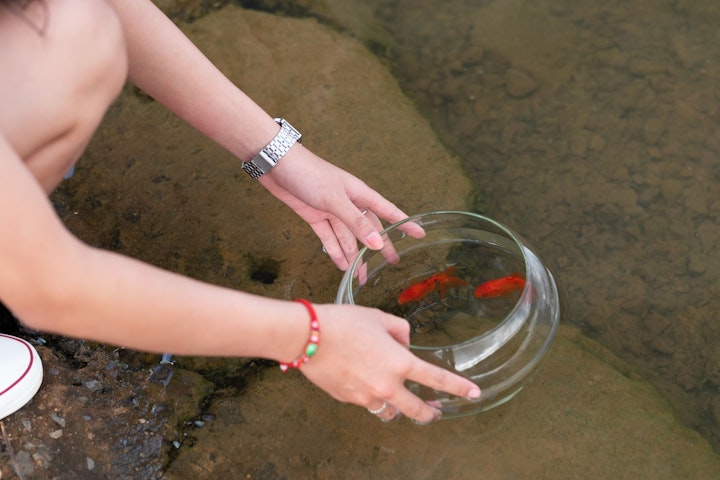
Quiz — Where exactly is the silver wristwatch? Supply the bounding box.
[241,118,302,180]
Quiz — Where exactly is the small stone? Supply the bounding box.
[589,133,607,152]
[696,222,719,253]
[50,412,66,428]
[48,429,63,439]
[14,451,34,477]
[671,34,706,68]
[643,118,665,145]
[687,253,707,275]
[647,146,663,159]
[505,68,538,98]
[83,380,102,390]
[32,449,52,470]
[86,457,95,471]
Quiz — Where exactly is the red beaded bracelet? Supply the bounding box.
[279,299,320,372]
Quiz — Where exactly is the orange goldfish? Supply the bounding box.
[473,273,525,298]
[398,266,469,304]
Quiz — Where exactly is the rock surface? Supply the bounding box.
[166,325,720,479]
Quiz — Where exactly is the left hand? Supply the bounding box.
[260,145,425,270]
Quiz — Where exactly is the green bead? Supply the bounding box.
[305,343,318,357]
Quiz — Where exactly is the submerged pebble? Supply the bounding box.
[83,380,102,390]
[50,412,66,428]
[14,451,34,477]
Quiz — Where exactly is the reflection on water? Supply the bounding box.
[372,0,720,449]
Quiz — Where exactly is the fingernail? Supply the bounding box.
[467,387,481,399]
[365,231,383,250]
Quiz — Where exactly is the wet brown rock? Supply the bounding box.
[165,326,720,479]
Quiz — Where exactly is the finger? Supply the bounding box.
[386,387,443,425]
[363,210,400,265]
[340,250,367,284]
[397,219,426,239]
[354,258,368,285]
[355,193,425,239]
[406,360,481,401]
[332,199,385,250]
[382,313,411,346]
[380,404,402,422]
[367,401,402,423]
[380,232,400,265]
[310,221,349,270]
[329,216,361,264]
[346,211,386,283]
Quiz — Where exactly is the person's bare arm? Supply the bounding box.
[107,0,425,270]
[0,131,314,361]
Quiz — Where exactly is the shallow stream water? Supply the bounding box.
[367,0,720,448]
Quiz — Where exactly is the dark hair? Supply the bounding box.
[1,0,48,33]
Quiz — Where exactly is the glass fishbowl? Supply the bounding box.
[336,211,561,418]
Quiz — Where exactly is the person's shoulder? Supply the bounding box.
[0,0,123,56]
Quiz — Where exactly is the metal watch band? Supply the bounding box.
[241,118,302,180]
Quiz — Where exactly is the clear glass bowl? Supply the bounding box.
[335,211,561,418]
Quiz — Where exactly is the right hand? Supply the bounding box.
[260,146,425,271]
[298,303,481,424]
